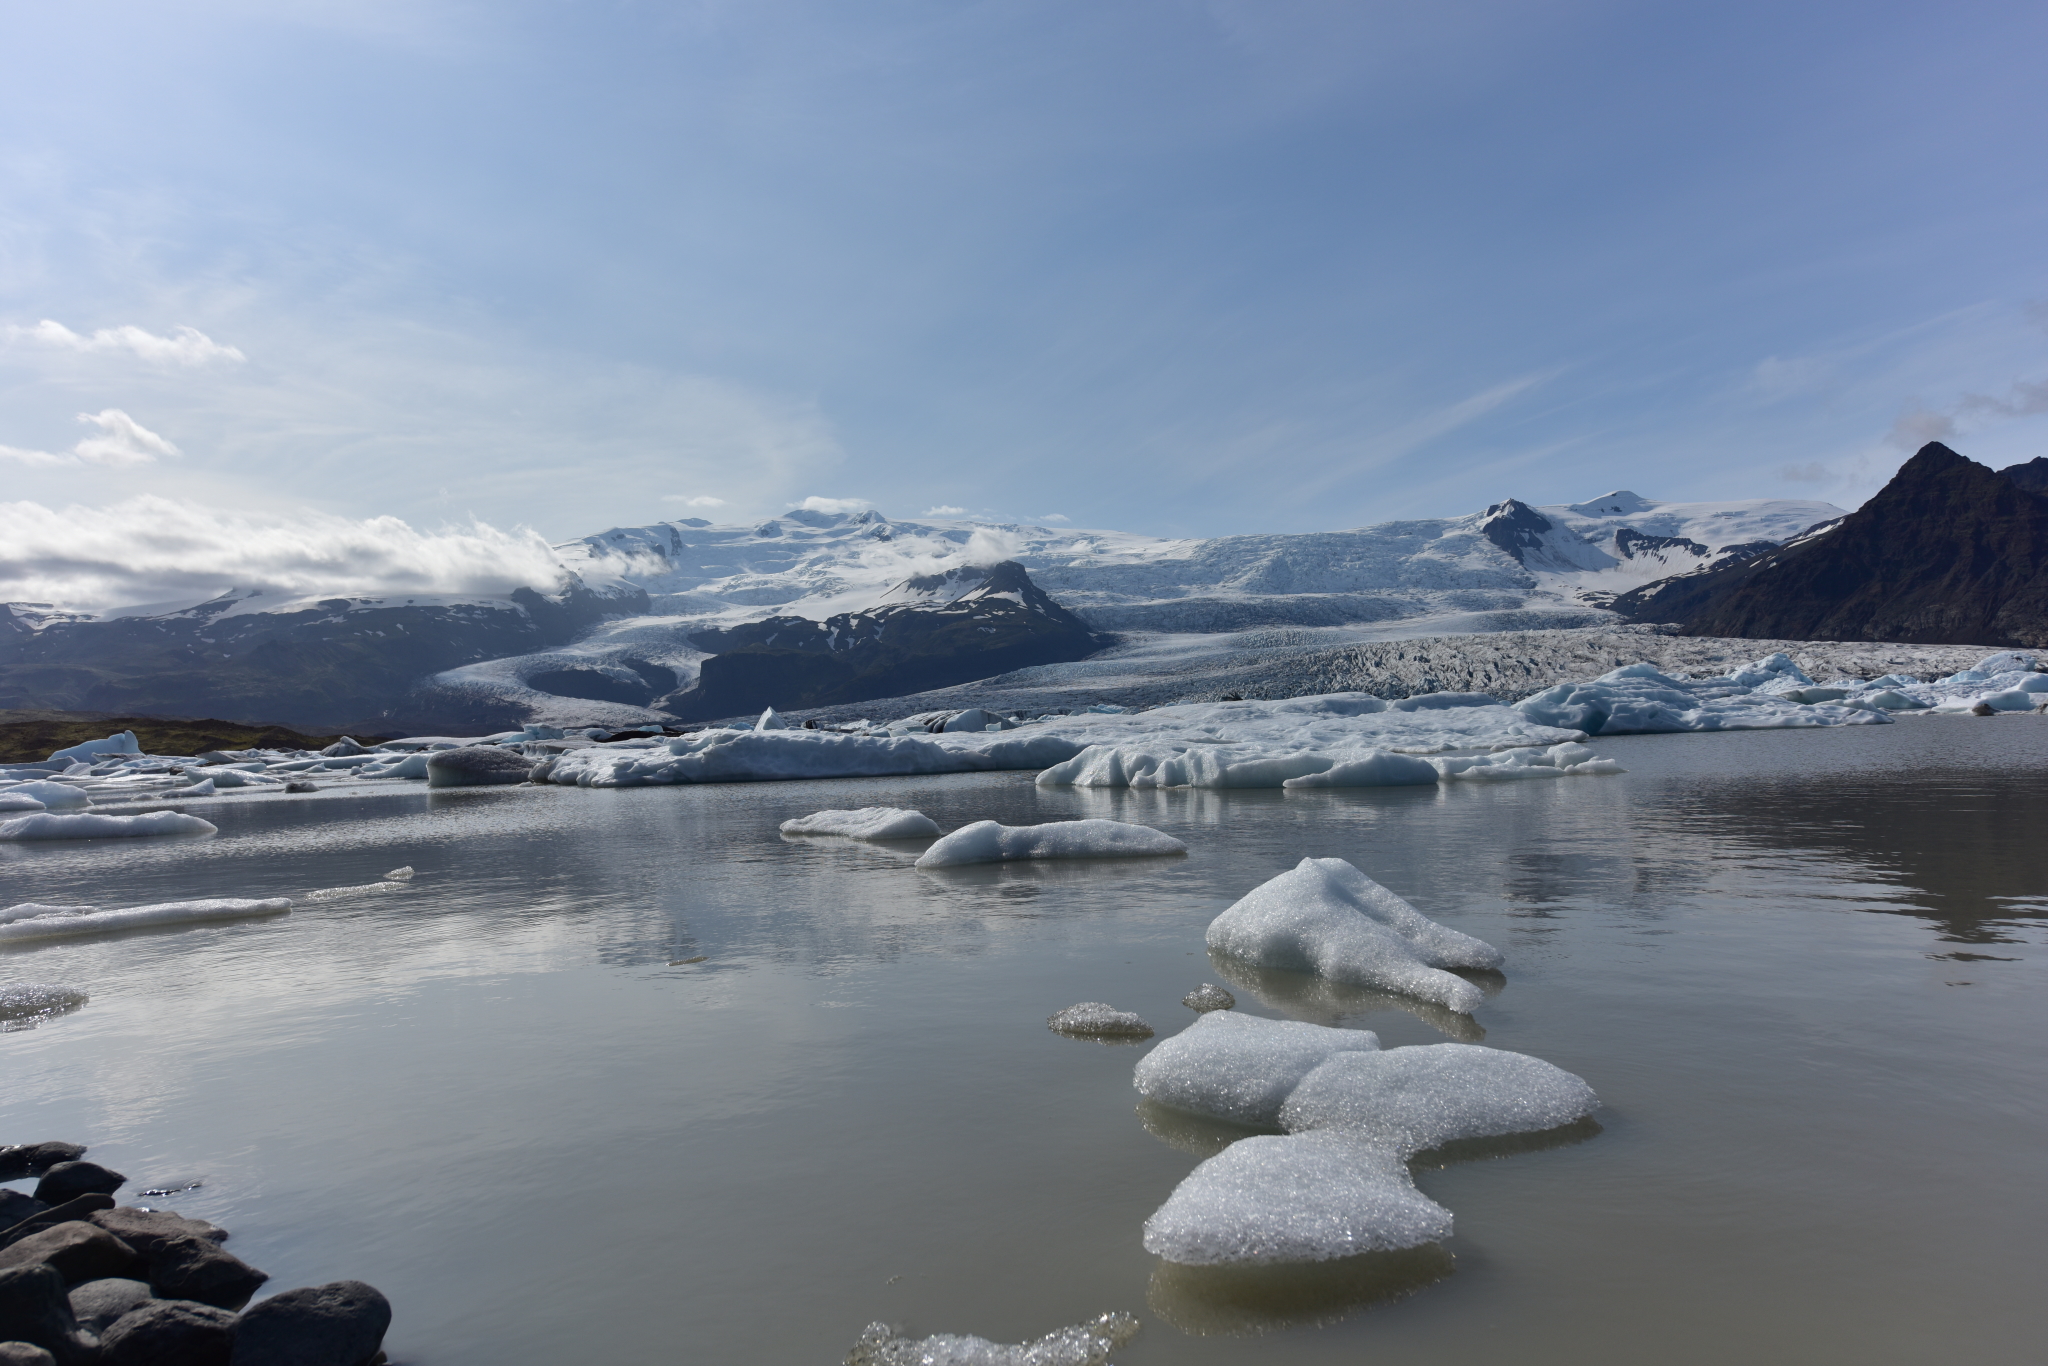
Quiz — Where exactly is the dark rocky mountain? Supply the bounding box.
[1614,443,2048,645]
[1999,456,2048,496]
[663,560,1106,720]
[0,579,647,732]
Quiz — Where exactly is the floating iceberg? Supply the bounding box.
[1134,1012,1381,1127]
[1048,1002,1155,1038]
[845,1312,1138,1366]
[546,727,1085,787]
[0,897,291,943]
[914,819,1187,869]
[0,793,47,813]
[0,810,218,841]
[1513,657,1891,735]
[1181,982,1235,1012]
[426,746,537,788]
[47,730,141,763]
[1276,753,1439,789]
[1429,741,1625,782]
[0,982,90,1027]
[1205,858,1502,1014]
[1138,1032,1599,1265]
[2,780,91,810]
[779,807,943,840]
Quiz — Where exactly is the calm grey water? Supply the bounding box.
[4,718,2045,1363]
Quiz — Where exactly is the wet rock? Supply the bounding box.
[145,1235,266,1311]
[67,1278,153,1334]
[100,1299,237,1366]
[230,1280,391,1366]
[0,1201,44,1234]
[0,1264,97,1365]
[1182,983,1236,1012]
[0,1341,57,1366]
[32,1164,124,1206]
[0,1223,141,1285]
[1,1198,117,1250]
[90,1209,228,1255]
[0,1148,84,1183]
[282,781,318,794]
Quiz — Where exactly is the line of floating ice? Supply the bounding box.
[0,897,292,943]
[0,811,218,841]
[778,807,943,840]
[845,1312,1139,1366]
[914,819,1187,869]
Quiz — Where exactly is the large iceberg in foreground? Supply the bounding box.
[0,811,218,841]
[0,897,292,943]
[779,807,942,840]
[1205,858,1502,1014]
[1139,1031,1599,1265]
[915,819,1187,869]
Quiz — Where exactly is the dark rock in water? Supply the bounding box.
[0,1340,57,1366]
[230,1280,391,1366]
[282,780,318,794]
[66,1277,153,1335]
[1617,443,2048,646]
[90,1210,228,1254]
[0,1263,101,1365]
[143,1236,266,1311]
[666,560,1106,720]
[0,1224,141,1286]
[0,1199,45,1233]
[31,1165,123,1206]
[1,1198,116,1251]
[424,745,534,789]
[0,1148,84,1183]
[99,1299,237,1366]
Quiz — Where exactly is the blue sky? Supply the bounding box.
[2,0,2046,604]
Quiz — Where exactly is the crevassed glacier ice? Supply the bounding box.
[1514,658,1891,735]
[1205,858,1502,1014]
[0,897,291,943]
[0,811,217,841]
[778,807,943,840]
[914,819,1187,869]
[845,1312,1138,1366]
[1134,1012,1381,1127]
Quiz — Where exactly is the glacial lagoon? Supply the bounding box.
[3,718,2045,1363]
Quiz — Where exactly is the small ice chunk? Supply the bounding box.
[1280,753,1437,788]
[46,730,141,763]
[756,707,789,731]
[182,777,216,796]
[0,810,218,841]
[0,983,90,1027]
[1182,983,1235,1012]
[0,897,291,943]
[1048,1002,1154,1037]
[915,819,1186,869]
[1,903,96,924]
[1279,1043,1600,1152]
[300,882,409,902]
[0,793,47,813]
[5,780,90,810]
[846,1311,1138,1366]
[779,807,943,840]
[1142,1129,1450,1265]
[1134,1012,1380,1127]
[384,866,415,880]
[425,746,537,788]
[1205,858,1502,1014]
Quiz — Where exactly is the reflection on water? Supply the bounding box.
[1205,954,1490,1042]
[1148,1245,1457,1335]
[1135,1096,1279,1159]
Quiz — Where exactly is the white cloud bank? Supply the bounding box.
[0,410,180,468]
[0,496,570,613]
[3,320,246,365]
[662,494,727,508]
[798,495,872,514]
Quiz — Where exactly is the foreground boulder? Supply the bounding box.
[89,1209,229,1254]
[0,1224,140,1286]
[0,1342,57,1365]
[30,1165,123,1207]
[0,1199,115,1250]
[0,1265,96,1366]
[0,1148,84,1183]
[145,1236,266,1310]
[231,1281,391,1366]
[66,1277,153,1334]
[99,1299,237,1366]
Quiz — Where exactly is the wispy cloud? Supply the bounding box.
[662,494,727,507]
[0,495,570,612]
[923,504,969,516]
[0,410,180,468]
[4,320,247,365]
[1033,512,1070,523]
[1779,461,1832,482]
[798,495,871,514]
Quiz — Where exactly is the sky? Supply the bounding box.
[2,0,2046,609]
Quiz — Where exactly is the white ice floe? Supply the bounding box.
[0,983,90,1025]
[2,780,91,810]
[1275,752,1439,788]
[914,818,1187,869]
[1181,982,1235,1012]
[1134,1012,1381,1127]
[1048,1002,1155,1037]
[384,866,415,880]
[0,793,47,813]
[778,807,943,840]
[545,727,1084,787]
[46,730,140,763]
[1429,741,1625,782]
[1514,655,1891,735]
[0,811,218,841]
[1139,1034,1599,1265]
[300,882,410,902]
[0,897,291,943]
[846,1312,1138,1366]
[1205,858,1502,1014]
